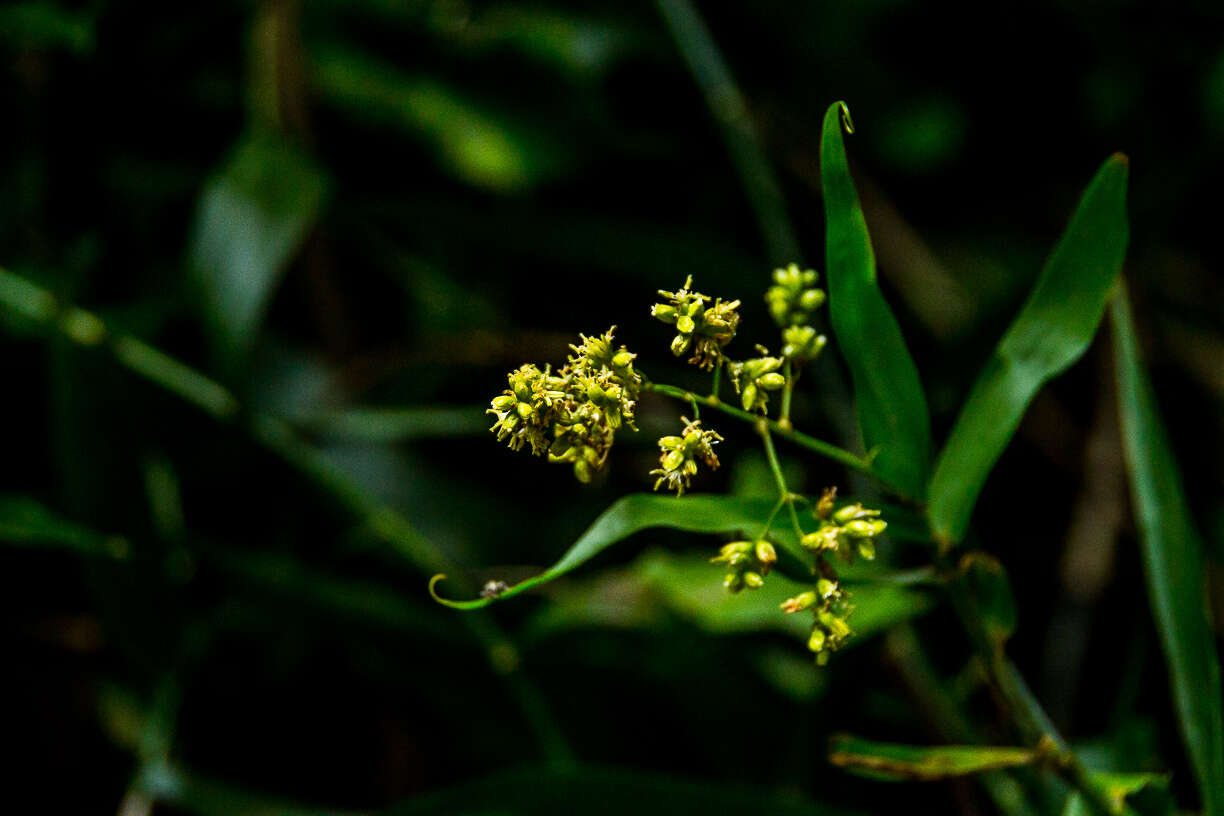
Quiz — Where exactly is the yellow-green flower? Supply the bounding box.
[651,276,740,370]
[650,416,722,495]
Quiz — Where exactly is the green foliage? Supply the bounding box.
[1111,287,1224,815]
[820,102,932,501]
[828,736,1038,781]
[928,155,1129,545]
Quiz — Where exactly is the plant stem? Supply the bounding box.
[0,266,573,766]
[759,424,805,541]
[779,358,795,430]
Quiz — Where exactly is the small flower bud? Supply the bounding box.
[724,573,744,593]
[857,539,876,560]
[740,382,758,412]
[782,591,817,613]
[816,578,838,599]
[842,519,887,539]
[808,627,827,653]
[833,502,880,524]
[757,372,786,391]
[816,487,837,520]
[651,304,677,323]
[755,540,777,567]
[799,289,826,311]
[743,571,764,589]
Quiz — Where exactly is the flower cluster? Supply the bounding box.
[781,575,853,666]
[651,276,741,370]
[711,538,777,593]
[650,417,723,496]
[727,348,786,414]
[765,264,828,366]
[765,263,826,327]
[488,327,641,483]
[799,491,887,562]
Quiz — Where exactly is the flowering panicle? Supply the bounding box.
[651,276,740,370]
[488,327,641,483]
[650,416,723,496]
[800,490,887,562]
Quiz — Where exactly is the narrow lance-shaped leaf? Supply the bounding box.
[828,735,1037,781]
[928,154,1129,545]
[1111,285,1224,816]
[0,494,129,559]
[430,494,812,609]
[821,101,932,501]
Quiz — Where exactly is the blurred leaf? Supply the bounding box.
[955,552,1017,647]
[1111,286,1224,816]
[312,46,558,191]
[820,101,932,501]
[307,406,489,442]
[388,763,856,815]
[138,762,350,816]
[0,2,94,55]
[928,154,1129,545]
[0,494,129,559]
[828,735,1036,781]
[1062,773,1173,816]
[523,549,933,643]
[189,134,327,371]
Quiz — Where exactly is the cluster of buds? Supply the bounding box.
[799,489,887,561]
[651,276,741,370]
[781,574,853,665]
[727,347,786,413]
[650,416,723,496]
[488,327,641,483]
[711,538,777,593]
[766,264,828,366]
[765,263,826,327]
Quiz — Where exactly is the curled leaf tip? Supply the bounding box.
[838,101,855,134]
[1110,151,1129,166]
[427,573,498,610]
[428,573,450,602]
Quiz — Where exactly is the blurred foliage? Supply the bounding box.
[4,0,1224,814]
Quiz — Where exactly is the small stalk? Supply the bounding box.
[779,357,795,430]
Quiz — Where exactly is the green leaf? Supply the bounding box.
[928,154,1129,545]
[522,549,933,642]
[1111,286,1224,816]
[388,763,857,815]
[828,735,1036,781]
[1062,773,1173,816]
[430,494,806,609]
[0,495,129,559]
[189,134,327,371]
[820,101,932,501]
[956,552,1017,647]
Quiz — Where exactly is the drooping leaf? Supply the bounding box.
[522,549,933,642]
[928,154,1129,545]
[430,494,806,609]
[0,494,129,559]
[828,735,1036,781]
[1062,772,1173,816]
[820,101,932,502]
[1111,286,1224,816]
[388,763,857,815]
[189,134,327,371]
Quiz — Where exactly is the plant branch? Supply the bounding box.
[644,380,906,498]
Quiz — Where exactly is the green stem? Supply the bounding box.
[759,424,805,541]
[0,266,573,765]
[779,358,795,430]
[757,495,785,541]
[645,380,904,498]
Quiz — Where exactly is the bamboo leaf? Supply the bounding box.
[1062,772,1173,816]
[828,735,1036,781]
[820,101,932,501]
[0,495,129,559]
[1111,286,1224,816]
[190,134,327,371]
[928,154,1129,545]
[430,494,809,609]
